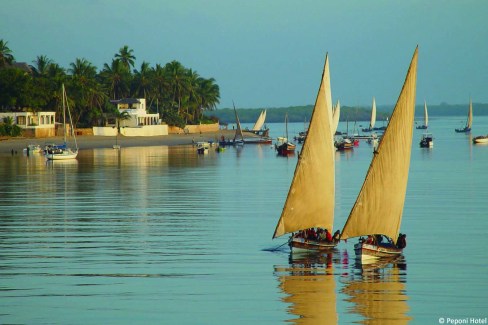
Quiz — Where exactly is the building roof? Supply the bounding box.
[110,98,141,105]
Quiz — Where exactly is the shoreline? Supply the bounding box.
[0,130,240,154]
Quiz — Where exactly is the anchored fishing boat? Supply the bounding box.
[455,98,473,133]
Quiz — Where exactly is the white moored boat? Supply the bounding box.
[473,135,488,144]
[46,84,78,161]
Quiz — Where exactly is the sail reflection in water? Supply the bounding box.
[341,259,411,324]
[275,252,338,324]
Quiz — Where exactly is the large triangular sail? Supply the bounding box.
[252,109,266,131]
[467,98,473,129]
[273,54,335,238]
[341,47,418,243]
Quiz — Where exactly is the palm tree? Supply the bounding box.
[31,55,53,77]
[68,58,99,127]
[164,60,188,115]
[114,109,131,132]
[132,61,152,100]
[100,59,130,100]
[115,45,136,71]
[196,77,220,120]
[0,39,14,68]
[151,63,169,114]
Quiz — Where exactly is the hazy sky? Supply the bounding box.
[2,0,487,109]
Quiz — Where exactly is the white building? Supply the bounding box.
[0,111,56,137]
[93,98,168,136]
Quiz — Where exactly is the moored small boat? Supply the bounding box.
[419,132,433,148]
[455,98,473,133]
[473,135,488,144]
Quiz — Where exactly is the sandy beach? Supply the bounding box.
[0,130,241,154]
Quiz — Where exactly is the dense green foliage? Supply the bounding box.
[0,40,220,128]
[0,116,22,136]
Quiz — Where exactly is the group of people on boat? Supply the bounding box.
[362,233,407,249]
[293,228,341,243]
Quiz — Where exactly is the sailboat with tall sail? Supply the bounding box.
[46,84,78,160]
[232,103,245,146]
[455,98,473,133]
[273,54,337,251]
[244,109,272,144]
[340,47,418,262]
[275,113,296,155]
[247,109,270,137]
[416,100,429,129]
[361,97,376,132]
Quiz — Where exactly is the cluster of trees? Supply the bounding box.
[0,40,220,129]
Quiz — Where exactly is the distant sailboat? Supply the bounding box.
[455,98,473,133]
[332,99,341,135]
[340,47,418,262]
[46,84,78,160]
[416,100,429,129]
[251,109,266,132]
[362,97,376,132]
[273,54,337,251]
[275,113,296,155]
[245,109,272,144]
[232,103,245,146]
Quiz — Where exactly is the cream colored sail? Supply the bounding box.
[273,54,335,238]
[424,100,428,127]
[370,97,377,129]
[233,104,244,141]
[467,98,473,129]
[332,100,341,135]
[341,47,418,243]
[252,109,266,131]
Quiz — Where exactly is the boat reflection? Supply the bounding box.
[274,251,338,324]
[341,256,411,324]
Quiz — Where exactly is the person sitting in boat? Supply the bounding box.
[332,230,341,243]
[325,229,332,242]
[317,228,332,242]
[397,233,407,249]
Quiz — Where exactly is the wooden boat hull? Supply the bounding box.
[354,242,403,263]
[289,238,337,253]
[244,138,272,144]
[276,143,296,155]
[473,136,488,144]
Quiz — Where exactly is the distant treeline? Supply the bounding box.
[206,103,488,124]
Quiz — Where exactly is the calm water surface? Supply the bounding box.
[1,116,487,324]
